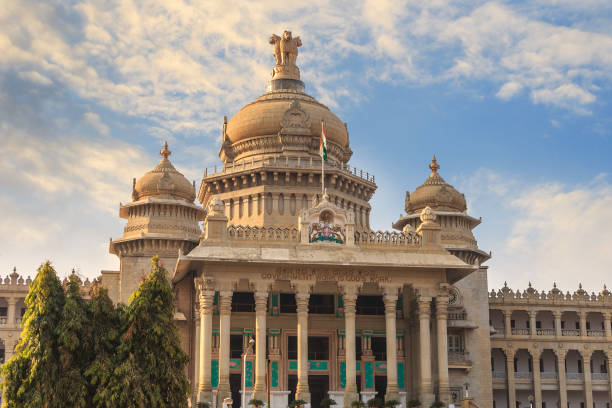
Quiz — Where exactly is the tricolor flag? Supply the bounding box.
[319,121,328,162]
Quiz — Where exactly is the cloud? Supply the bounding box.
[458,169,612,293]
[496,81,523,99]
[83,112,110,136]
[531,83,596,110]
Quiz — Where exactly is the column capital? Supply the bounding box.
[528,310,538,318]
[554,348,567,360]
[503,309,513,317]
[417,297,431,319]
[6,297,16,306]
[435,296,449,319]
[552,310,562,318]
[581,348,593,360]
[218,290,233,315]
[254,290,268,313]
[504,348,515,360]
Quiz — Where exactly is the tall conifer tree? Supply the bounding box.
[1,261,66,408]
[101,256,189,408]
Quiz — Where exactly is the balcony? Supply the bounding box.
[592,372,609,381]
[515,372,533,380]
[536,328,555,336]
[541,372,558,380]
[491,327,505,336]
[587,329,605,337]
[492,371,507,379]
[566,372,584,381]
[448,351,472,372]
[511,328,530,335]
[561,329,580,336]
[448,311,467,320]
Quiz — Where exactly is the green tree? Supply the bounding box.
[56,273,89,407]
[0,261,66,408]
[85,284,122,407]
[102,256,189,408]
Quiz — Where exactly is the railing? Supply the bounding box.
[204,156,376,184]
[356,305,385,315]
[227,225,299,242]
[566,372,584,380]
[307,351,328,360]
[492,371,507,379]
[448,351,470,362]
[536,328,555,336]
[592,372,609,381]
[492,327,505,335]
[0,316,7,325]
[587,329,605,337]
[511,328,530,335]
[354,230,421,246]
[448,311,467,320]
[514,372,533,380]
[541,372,558,380]
[561,329,580,336]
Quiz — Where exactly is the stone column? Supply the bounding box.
[417,297,434,406]
[529,310,537,338]
[217,290,233,406]
[505,349,516,408]
[383,286,400,402]
[7,297,16,327]
[579,310,587,337]
[435,295,450,404]
[553,311,562,338]
[252,288,269,401]
[583,351,593,408]
[342,284,360,407]
[198,283,216,404]
[504,310,512,337]
[604,312,612,338]
[556,350,568,408]
[531,351,542,408]
[295,286,311,403]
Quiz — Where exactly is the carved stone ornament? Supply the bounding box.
[280,99,311,134]
[300,192,354,245]
[420,206,436,223]
[269,31,302,80]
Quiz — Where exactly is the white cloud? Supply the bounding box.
[458,169,612,293]
[18,70,53,86]
[531,83,596,109]
[83,112,110,136]
[496,81,523,99]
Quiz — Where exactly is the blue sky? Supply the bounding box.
[1,0,611,294]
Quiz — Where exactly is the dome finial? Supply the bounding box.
[429,155,440,174]
[160,141,171,160]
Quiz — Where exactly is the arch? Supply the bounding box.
[510,310,529,335]
[565,350,584,380]
[489,309,504,334]
[278,193,285,215]
[587,311,605,336]
[535,310,555,335]
[561,311,580,336]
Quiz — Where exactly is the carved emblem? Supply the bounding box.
[269,31,302,80]
[280,99,311,132]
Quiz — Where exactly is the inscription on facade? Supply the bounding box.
[260,267,391,283]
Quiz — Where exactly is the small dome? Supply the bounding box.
[405,156,466,213]
[225,90,348,148]
[133,142,195,202]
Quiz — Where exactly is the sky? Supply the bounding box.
[1,0,611,294]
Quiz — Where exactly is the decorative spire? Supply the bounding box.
[160,141,171,160]
[528,281,532,288]
[429,155,440,174]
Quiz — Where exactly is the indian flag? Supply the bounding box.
[319,121,328,162]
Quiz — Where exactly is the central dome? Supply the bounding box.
[218,31,352,164]
[225,90,348,147]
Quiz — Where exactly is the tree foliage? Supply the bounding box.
[1,257,189,408]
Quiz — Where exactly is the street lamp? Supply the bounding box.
[243,338,255,408]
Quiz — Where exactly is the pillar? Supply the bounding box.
[7,297,16,327]
[583,351,593,408]
[342,284,360,407]
[604,312,611,338]
[556,350,567,408]
[435,295,450,404]
[217,290,233,406]
[532,351,542,408]
[579,310,587,337]
[252,289,268,401]
[295,286,311,403]
[504,310,512,337]
[198,284,216,403]
[553,311,562,338]
[417,297,434,406]
[505,349,516,408]
[529,311,537,338]
[383,287,400,402]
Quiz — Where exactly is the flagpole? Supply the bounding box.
[321,120,325,198]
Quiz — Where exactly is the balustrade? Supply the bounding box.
[492,371,507,379]
[561,329,580,336]
[591,372,609,381]
[514,371,533,380]
[448,311,467,320]
[540,371,558,380]
[448,351,469,362]
[586,329,605,337]
[511,328,530,335]
[536,328,555,336]
[0,316,6,325]
[566,372,584,380]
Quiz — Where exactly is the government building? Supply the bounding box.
[2,32,611,408]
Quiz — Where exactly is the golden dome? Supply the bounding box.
[132,142,195,202]
[225,90,349,148]
[405,156,467,213]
